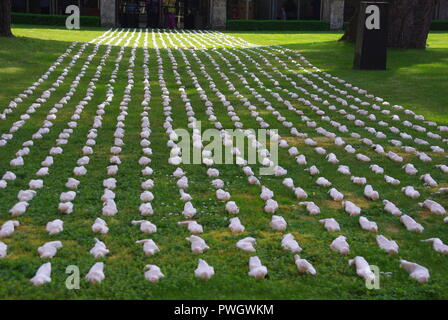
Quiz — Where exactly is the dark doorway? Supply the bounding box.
[147,0,160,28]
[299,0,321,20]
[117,0,209,29]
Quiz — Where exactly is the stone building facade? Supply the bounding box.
[11,0,448,30]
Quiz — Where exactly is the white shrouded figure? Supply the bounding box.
[90,238,109,258]
[342,201,361,216]
[400,260,429,284]
[330,236,350,254]
[38,241,63,259]
[418,200,446,215]
[195,259,214,280]
[421,238,448,254]
[294,255,316,275]
[178,220,203,233]
[281,233,302,253]
[136,239,160,256]
[383,200,402,216]
[183,201,197,218]
[30,262,52,286]
[359,216,378,232]
[229,217,245,232]
[376,235,399,254]
[144,264,165,283]
[0,220,19,238]
[319,218,340,232]
[400,215,424,233]
[299,201,320,215]
[0,241,7,258]
[186,235,209,254]
[132,220,157,234]
[86,262,105,284]
[91,218,109,234]
[46,219,63,235]
[270,215,287,231]
[349,256,375,282]
[248,256,268,279]
[236,237,256,252]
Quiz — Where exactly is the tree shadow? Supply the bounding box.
[12,24,109,32]
[1,27,447,124]
[273,39,448,123]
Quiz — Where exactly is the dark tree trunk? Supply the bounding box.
[341,0,435,49]
[388,0,435,48]
[0,0,14,37]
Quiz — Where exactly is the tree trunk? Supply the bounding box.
[339,0,360,42]
[341,0,435,49]
[0,0,13,37]
[388,0,435,48]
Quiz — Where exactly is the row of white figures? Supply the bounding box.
[170,34,287,220]
[180,29,446,232]
[202,32,445,203]
[2,41,103,191]
[165,33,248,220]
[167,30,438,284]
[226,33,446,147]
[174,35,388,228]
[30,262,106,285]
[4,30,130,225]
[92,30,141,261]
[216,29,444,161]
[3,32,125,178]
[130,33,176,263]
[160,36,217,247]
[34,31,137,267]
[232,45,439,193]
[58,32,132,218]
[171,33,393,220]
[147,32,316,280]
[0,41,88,139]
[168,31,442,257]
[58,32,129,218]
[21,30,444,286]
[138,31,155,217]
[0,41,80,119]
[102,29,140,220]
[187,31,447,225]
[23,239,445,286]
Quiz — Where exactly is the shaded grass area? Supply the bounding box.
[0,26,447,300]
[230,31,448,124]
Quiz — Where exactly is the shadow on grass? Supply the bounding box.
[1,28,448,124]
[12,23,109,32]
[269,39,448,123]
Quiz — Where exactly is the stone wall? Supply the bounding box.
[436,0,448,20]
[100,0,116,28]
[211,0,227,29]
[322,0,345,30]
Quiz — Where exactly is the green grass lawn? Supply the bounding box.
[0,25,447,300]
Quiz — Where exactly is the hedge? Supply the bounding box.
[226,20,330,31]
[431,20,448,31]
[227,19,448,32]
[12,12,100,27]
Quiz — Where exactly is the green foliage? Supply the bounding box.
[431,20,448,31]
[11,12,100,27]
[226,20,329,31]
